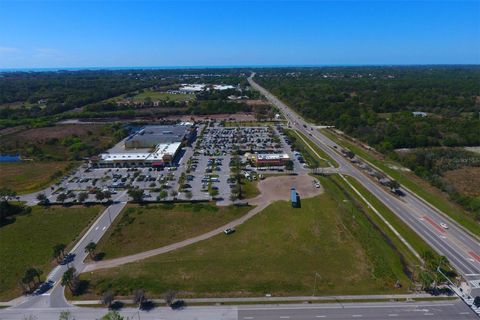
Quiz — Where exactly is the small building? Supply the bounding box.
[290,187,300,208]
[412,111,427,117]
[250,153,290,167]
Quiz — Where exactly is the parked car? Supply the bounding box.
[224,228,235,235]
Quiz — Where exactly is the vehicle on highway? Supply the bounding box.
[440,223,449,229]
[224,228,235,235]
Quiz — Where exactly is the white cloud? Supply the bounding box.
[34,48,64,58]
[0,46,19,55]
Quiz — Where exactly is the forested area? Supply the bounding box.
[0,69,252,128]
[256,66,480,151]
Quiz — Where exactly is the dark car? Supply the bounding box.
[170,300,186,310]
[60,253,76,265]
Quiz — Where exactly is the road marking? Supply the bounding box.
[422,215,445,233]
[424,313,434,316]
[243,317,254,319]
[459,312,470,315]
[279,317,290,319]
[469,251,480,263]
[352,315,362,318]
[316,316,326,318]
[95,226,99,231]
[102,226,106,230]
[388,314,398,317]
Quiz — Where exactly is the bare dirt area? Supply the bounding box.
[249,174,322,206]
[443,167,480,197]
[244,99,270,106]
[4,124,105,141]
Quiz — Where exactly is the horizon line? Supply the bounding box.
[1,63,479,73]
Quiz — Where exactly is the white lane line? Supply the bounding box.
[388,314,398,317]
[95,226,99,231]
[279,317,290,319]
[459,312,470,315]
[243,317,254,319]
[102,226,106,230]
[424,313,434,316]
[316,316,326,318]
[352,316,362,318]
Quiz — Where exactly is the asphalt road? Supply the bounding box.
[13,192,128,309]
[248,74,480,293]
[0,300,475,320]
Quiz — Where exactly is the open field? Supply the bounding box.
[78,176,411,299]
[0,124,122,161]
[0,205,102,301]
[0,162,75,194]
[94,203,252,260]
[443,167,480,197]
[320,128,480,237]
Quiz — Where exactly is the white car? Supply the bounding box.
[440,223,449,229]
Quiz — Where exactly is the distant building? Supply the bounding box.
[412,111,427,117]
[124,125,192,149]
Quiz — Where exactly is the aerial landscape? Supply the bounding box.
[0,1,479,319]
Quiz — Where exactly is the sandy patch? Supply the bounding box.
[249,174,323,206]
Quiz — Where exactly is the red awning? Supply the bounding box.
[152,162,164,167]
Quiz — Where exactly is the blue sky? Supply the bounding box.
[0,1,479,68]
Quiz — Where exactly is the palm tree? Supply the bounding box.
[61,267,76,292]
[85,241,97,260]
[52,243,67,263]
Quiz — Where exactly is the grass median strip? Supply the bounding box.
[320,128,480,237]
[284,129,335,168]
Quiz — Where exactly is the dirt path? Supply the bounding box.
[82,174,322,272]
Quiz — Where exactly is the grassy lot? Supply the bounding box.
[0,162,75,194]
[94,203,252,260]
[79,176,411,299]
[241,179,260,199]
[130,90,194,102]
[320,129,480,237]
[0,124,123,161]
[0,205,102,301]
[284,129,334,168]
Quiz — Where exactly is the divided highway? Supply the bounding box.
[248,74,480,293]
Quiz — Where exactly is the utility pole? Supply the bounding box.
[312,272,321,296]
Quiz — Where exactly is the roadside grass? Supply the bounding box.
[340,175,433,265]
[94,203,252,260]
[320,129,480,237]
[0,161,75,194]
[0,205,102,301]
[284,129,331,168]
[78,176,411,299]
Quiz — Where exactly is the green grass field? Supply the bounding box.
[0,162,75,194]
[131,90,195,102]
[0,205,102,301]
[320,129,480,237]
[78,176,411,299]
[94,203,252,260]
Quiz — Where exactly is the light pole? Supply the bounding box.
[312,272,321,297]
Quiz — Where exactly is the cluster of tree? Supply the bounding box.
[395,148,480,219]
[256,66,480,150]
[20,267,43,294]
[417,250,453,291]
[0,188,30,226]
